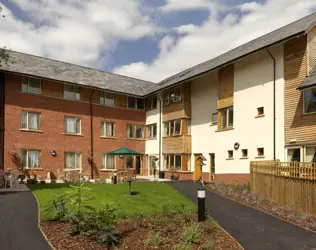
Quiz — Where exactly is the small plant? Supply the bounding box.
[181,223,202,244]
[145,231,163,247]
[201,240,213,250]
[173,243,192,250]
[43,194,70,221]
[204,218,217,233]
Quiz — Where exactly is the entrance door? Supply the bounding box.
[210,153,215,181]
[136,156,142,175]
[194,154,202,180]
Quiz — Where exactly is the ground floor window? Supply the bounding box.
[65,152,81,169]
[286,146,316,163]
[305,146,316,162]
[163,154,191,171]
[21,149,40,169]
[287,148,301,162]
[101,154,115,170]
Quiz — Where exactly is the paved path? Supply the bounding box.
[167,181,316,250]
[0,191,51,250]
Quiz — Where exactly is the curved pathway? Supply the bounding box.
[0,190,51,250]
[168,181,316,250]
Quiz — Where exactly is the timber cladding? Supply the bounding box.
[284,35,316,144]
[307,24,316,73]
[217,64,234,109]
[162,101,191,121]
[162,135,191,154]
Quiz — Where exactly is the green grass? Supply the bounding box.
[29,182,196,220]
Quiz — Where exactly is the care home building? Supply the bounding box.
[1,13,316,183]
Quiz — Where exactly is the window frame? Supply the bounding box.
[101,154,116,170]
[126,124,145,139]
[186,120,191,135]
[257,107,264,116]
[257,147,265,157]
[163,119,182,137]
[101,120,115,137]
[21,77,41,94]
[127,96,145,110]
[146,123,157,139]
[305,145,316,163]
[303,86,316,115]
[163,154,182,170]
[241,149,248,158]
[64,152,82,170]
[64,117,81,135]
[100,91,114,106]
[145,95,157,110]
[227,150,233,160]
[64,84,80,101]
[162,85,182,106]
[21,149,41,169]
[21,111,41,131]
[219,106,234,130]
[212,112,218,124]
[286,146,302,162]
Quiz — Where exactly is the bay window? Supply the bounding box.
[164,119,182,136]
[163,155,182,170]
[163,86,182,105]
[146,95,157,110]
[303,87,316,114]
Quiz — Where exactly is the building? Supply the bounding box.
[1,13,316,183]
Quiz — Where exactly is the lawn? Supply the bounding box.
[29,182,197,220]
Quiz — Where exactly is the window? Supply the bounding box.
[64,117,81,135]
[65,152,81,169]
[21,77,41,94]
[184,155,191,171]
[21,150,40,169]
[185,84,191,102]
[100,91,114,106]
[146,124,157,139]
[126,155,134,168]
[164,119,182,136]
[305,146,316,162]
[186,120,191,135]
[128,97,144,110]
[101,154,115,170]
[64,84,80,100]
[241,149,248,158]
[257,148,264,157]
[163,155,182,170]
[220,106,234,129]
[126,124,144,139]
[162,86,182,105]
[257,107,264,116]
[227,150,233,159]
[175,155,181,169]
[21,111,40,131]
[146,95,157,110]
[287,148,301,162]
[101,121,115,137]
[212,113,218,124]
[303,87,316,114]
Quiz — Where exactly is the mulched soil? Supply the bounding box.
[40,214,242,250]
[206,183,316,232]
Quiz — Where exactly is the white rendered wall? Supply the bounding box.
[191,45,285,175]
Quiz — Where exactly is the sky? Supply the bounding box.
[1,0,316,83]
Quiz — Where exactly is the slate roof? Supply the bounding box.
[0,51,154,96]
[298,68,316,89]
[146,12,316,94]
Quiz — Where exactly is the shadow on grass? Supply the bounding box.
[27,183,71,191]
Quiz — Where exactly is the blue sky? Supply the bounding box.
[1,0,316,82]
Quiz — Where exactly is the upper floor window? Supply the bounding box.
[21,111,40,131]
[128,97,144,110]
[64,84,80,101]
[146,123,157,139]
[21,149,40,169]
[303,87,316,114]
[212,112,218,124]
[100,91,114,106]
[65,152,81,169]
[220,106,233,129]
[126,124,144,139]
[164,119,181,136]
[146,95,157,110]
[101,121,115,137]
[163,86,182,105]
[21,77,41,94]
[186,120,191,135]
[64,117,81,135]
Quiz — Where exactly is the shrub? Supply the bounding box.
[145,231,164,247]
[181,223,202,244]
[204,218,217,233]
[43,194,70,221]
[201,240,213,250]
[173,243,192,250]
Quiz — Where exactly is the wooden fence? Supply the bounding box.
[250,161,316,216]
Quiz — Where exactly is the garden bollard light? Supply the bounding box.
[114,172,117,184]
[128,179,132,195]
[197,186,206,222]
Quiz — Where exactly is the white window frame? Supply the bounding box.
[303,86,316,115]
[220,106,234,129]
[101,154,116,170]
[127,97,145,110]
[21,149,41,169]
[64,84,80,101]
[64,152,82,170]
[163,119,182,136]
[286,146,303,162]
[101,121,115,137]
[64,117,81,135]
[21,77,41,94]
[305,145,316,163]
[186,120,191,135]
[100,91,114,106]
[126,124,144,139]
[146,124,157,139]
[21,111,41,131]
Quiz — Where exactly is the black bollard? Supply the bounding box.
[113,172,117,184]
[128,180,132,195]
[197,186,206,222]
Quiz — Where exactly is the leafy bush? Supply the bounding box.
[204,218,217,233]
[97,230,120,247]
[201,240,213,250]
[145,231,164,247]
[173,243,192,250]
[181,223,202,244]
[43,194,70,221]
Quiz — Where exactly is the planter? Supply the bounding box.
[158,171,165,179]
[174,174,180,180]
[170,175,174,181]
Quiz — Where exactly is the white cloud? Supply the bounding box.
[160,0,215,12]
[174,24,198,34]
[0,0,157,67]
[238,2,262,12]
[114,0,316,82]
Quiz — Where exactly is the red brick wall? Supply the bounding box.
[164,171,193,180]
[4,73,146,179]
[215,174,250,184]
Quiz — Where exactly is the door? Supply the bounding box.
[136,155,142,175]
[194,154,202,180]
[210,153,215,181]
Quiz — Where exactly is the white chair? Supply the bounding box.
[5,172,19,188]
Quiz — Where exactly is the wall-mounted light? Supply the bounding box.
[119,155,124,159]
[234,142,240,150]
[50,150,57,157]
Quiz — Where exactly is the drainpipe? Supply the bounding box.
[89,89,95,179]
[266,49,276,160]
[157,97,162,173]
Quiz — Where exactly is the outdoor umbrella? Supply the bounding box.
[107,147,142,169]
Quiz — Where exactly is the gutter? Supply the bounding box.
[266,49,276,160]
[157,97,162,173]
[89,89,95,179]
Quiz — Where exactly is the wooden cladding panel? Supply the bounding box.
[41,80,64,98]
[163,101,191,121]
[217,64,234,109]
[182,155,187,171]
[284,36,316,144]
[114,93,127,108]
[80,86,94,103]
[307,25,316,73]
[162,135,191,154]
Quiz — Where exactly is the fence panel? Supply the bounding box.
[250,161,316,216]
